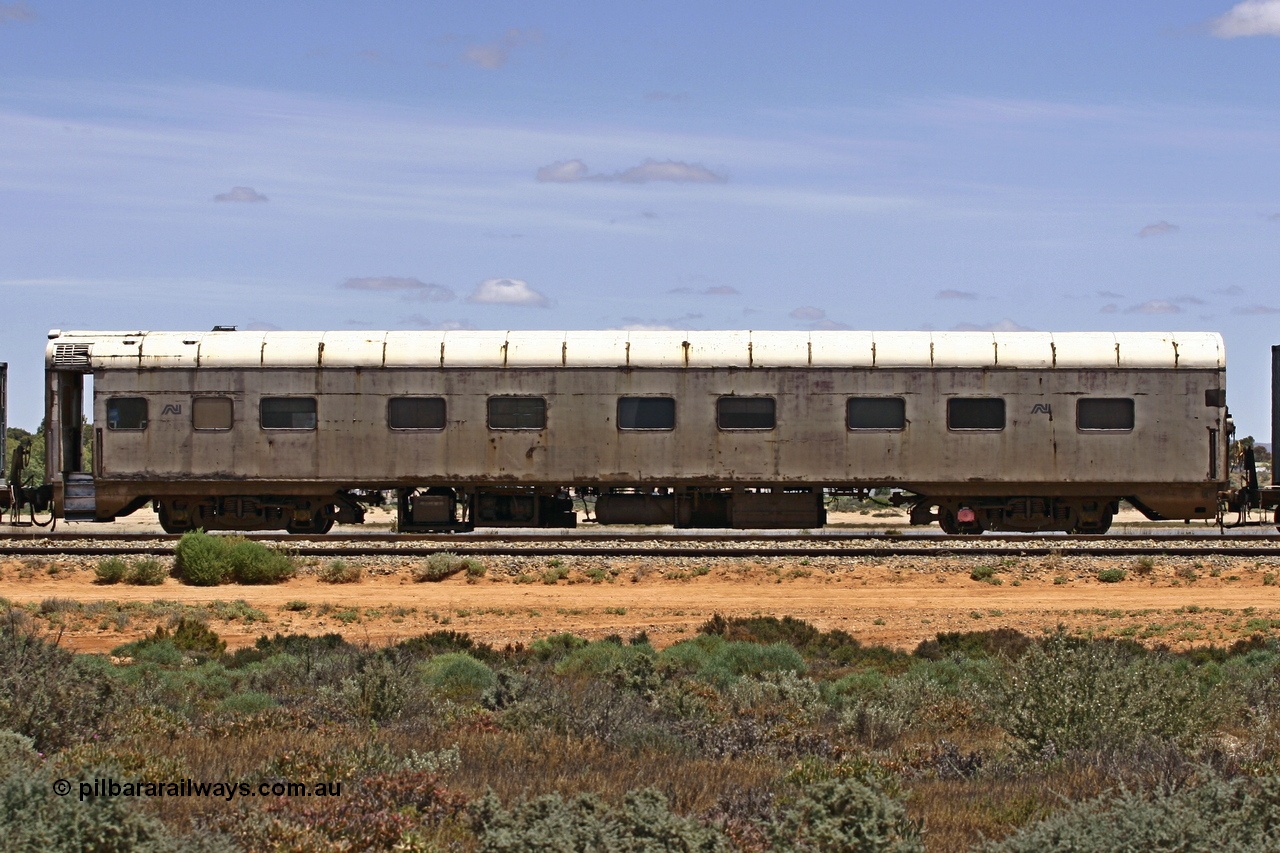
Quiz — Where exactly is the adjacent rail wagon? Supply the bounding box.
[41,329,1228,534]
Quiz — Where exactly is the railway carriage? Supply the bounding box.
[40,328,1228,534]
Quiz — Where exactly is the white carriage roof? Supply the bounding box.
[47,329,1225,370]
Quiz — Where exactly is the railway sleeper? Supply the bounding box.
[912,496,1117,534]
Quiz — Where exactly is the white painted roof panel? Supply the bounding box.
[48,330,1226,370]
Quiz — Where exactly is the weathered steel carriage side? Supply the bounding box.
[43,329,1228,533]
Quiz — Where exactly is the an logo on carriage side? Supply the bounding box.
[1030,404,1052,415]
[161,404,183,416]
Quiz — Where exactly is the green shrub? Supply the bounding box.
[94,556,127,584]
[531,633,590,661]
[1096,568,1127,583]
[995,634,1215,755]
[318,558,362,584]
[227,538,295,584]
[463,557,487,578]
[419,652,496,699]
[217,690,278,715]
[125,557,168,585]
[770,776,924,853]
[0,614,117,751]
[469,787,731,852]
[174,530,229,585]
[0,769,177,853]
[981,774,1280,852]
[413,551,466,582]
[555,640,651,678]
[170,617,227,656]
[970,565,998,582]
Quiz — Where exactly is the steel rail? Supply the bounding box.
[3,543,1280,558]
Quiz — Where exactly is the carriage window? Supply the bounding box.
[106,397,148,431]
[192,397,233,431]
[717,396,776,430]
[261,397,317,430]
[618,397,675,430]
[947,398,1004,431]
[388,397,446,430]
[1077,398,1134,431]
[847,397,906,430]
[488,396,546,430]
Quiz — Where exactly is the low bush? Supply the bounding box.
[770,776,924,853]
[125,557,168,585]
[413,552,467,582]
[174,530,228,585]
[995,633,1215,755]
[0,613,118,751]
[468,787,731,852]
[419,652,496,700]
[94,557,127,584]
[981,773,1280,852]
[227,538,296,584]
[318,559,362,584]
[173,531,295,585]
[1096,568,1127,583]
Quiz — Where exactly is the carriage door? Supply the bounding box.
[46,343,96,519]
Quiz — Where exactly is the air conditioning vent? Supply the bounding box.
[53,343,91,368]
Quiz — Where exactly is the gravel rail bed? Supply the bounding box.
[4,543,1280,558]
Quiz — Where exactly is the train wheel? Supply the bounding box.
[157,503,194,534]
[940,508,984,536]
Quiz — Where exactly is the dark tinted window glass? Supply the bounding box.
[618,397,675,430]
[192,397,233,430]
[489,396,546,429]
[847,397,906,430]
[261,397,317,430]
[947,397,1004,430]
[388,397,446,430]
[717,396,776,430]
[106,397,148,430]
[1078,398,1134,431]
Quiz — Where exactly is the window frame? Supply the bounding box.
[387,396,447,431]
[259,397,318,431]
[105,397,148,431]
[192,396,234,432]
[1076,397,1135,433]
[846,396,907,432]
[617,396,677,431]
[946,397,1006,432]
[487,395,547,431]
[716,395,777,431]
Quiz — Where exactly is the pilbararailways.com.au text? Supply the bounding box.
[52,777,343,802]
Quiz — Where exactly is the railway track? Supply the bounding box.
[3,529,1280,558]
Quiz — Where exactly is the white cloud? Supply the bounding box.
[0,3,34,23]
[1233,304,1280,315]
[1126,300,1182,314]
[1100,303,1119,314]
[951,319,1033,332]
[534,159,726,184]
[403,315,477,330]
[214,186,268,203]
[535,160,590,183]
[1210,0,1280,37]
[341,276,455,301]
[463,28,541,69]
[789,306,848,329]
[936,289,979,300]
[1138,220,1178,237]
[467,277,549,306]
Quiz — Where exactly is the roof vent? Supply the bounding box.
[212,325,237,332]
[53,343,91,368]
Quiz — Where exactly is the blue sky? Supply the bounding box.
[2,1,1280,433]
